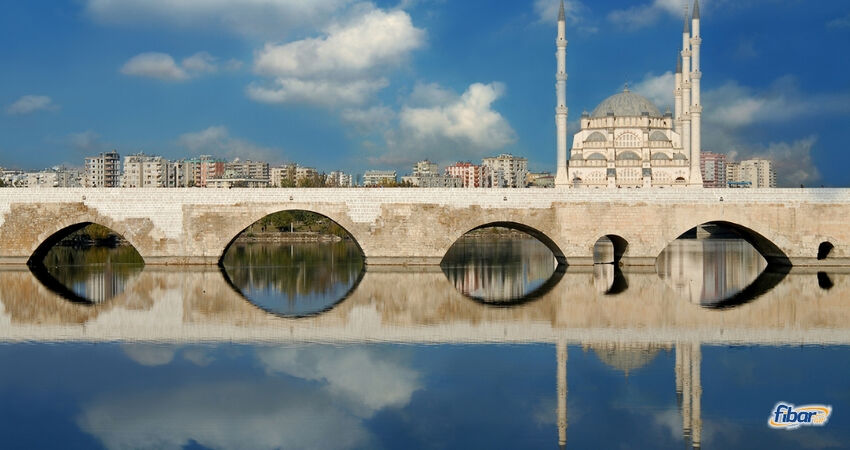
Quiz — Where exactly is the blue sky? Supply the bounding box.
[1,0,849,186]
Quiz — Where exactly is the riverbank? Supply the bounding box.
[235,232,344,243]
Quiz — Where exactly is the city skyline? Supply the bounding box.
[2,1,849,186]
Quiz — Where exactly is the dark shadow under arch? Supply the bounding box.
[818,242,834,261]
[447,221,567,265]
[672,220,791,267]
[217,209,365,266]
[701,266,790,310]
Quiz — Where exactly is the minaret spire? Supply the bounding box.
[689,0,704,187]
[554,0,570,187]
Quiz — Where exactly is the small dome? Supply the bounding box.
[586,152,607,160]
[651,152,671,160]
[673,153,688,160]
[591,89,662,118]
[649,131,669,141]
[616,151,640,160]
[585,131,607,143]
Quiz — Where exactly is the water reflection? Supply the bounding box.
[33,245,144,304]
[657,239,782,307]
[220,241,364,317]
[441,235,563,304]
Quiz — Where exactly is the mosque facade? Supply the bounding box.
[554,0,704,188]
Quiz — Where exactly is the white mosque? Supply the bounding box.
[554,0,704,188]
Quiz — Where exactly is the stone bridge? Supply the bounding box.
[1,188,848,266]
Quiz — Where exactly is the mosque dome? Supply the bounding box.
[589,343,665,375]
[591,88,662,118]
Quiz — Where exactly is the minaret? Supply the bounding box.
[674,54,683,133]
[676,342,703,449]
[680,7,692,184]
[557,339,568,449]
[554,0,570,187]
[689,0,704,187]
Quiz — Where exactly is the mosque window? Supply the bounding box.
[615,132,640,148]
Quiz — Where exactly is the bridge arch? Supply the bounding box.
[27,220,146,266]
[593,234,629,264]
[440,221,566,265]
[216,207,366,265]
[658,220,790,266]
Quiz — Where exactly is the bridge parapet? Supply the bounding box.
[1,188,849,266]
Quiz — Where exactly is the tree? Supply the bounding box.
[0,179,5,188]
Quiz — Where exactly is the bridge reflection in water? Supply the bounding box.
[1,239,849,448]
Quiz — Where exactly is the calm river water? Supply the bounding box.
[0,236,848,449]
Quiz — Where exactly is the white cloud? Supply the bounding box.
[633,71,675,112]
[85,0,354,39]
[704,77,850,128]
[370,82,516,166]
[181,52,217,74]
[533,0,587,24]
[5,95,59,115]
[121,52,189,81]
[178,126,281,161]
[255,9,424,78]
[121,51,235,81]
[249,7,424,107]
[608,0,688,30]
[399,82,515,149]
[247,78,388,106]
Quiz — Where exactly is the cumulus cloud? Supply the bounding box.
[120,53,189,81]
[704,77,850,128]
[533,0,587,24]
[633,71,675,112]
[5,95,59,115]
[608,0,689,30]
[178,126,281,161]
[121,51,236,81]
[249,7,424,106]
[399,82,515,148]
[370,82,516,166]
[247,78,388,106]
[85,0,354,39]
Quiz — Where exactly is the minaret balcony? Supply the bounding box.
[556,106,568,114]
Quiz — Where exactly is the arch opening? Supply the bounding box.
[657,221,788,308]
[440,222,566,305]
[27,223,145,304]
[593,235,629,265]
[817,242,834,261]
[219,210,365,318]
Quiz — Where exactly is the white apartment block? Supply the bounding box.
[446,162,489,188]
[363,170,397,186]
[327,171,354,187]
[483,154,528,188]
[412,160,439,176]
[121,153,172,188]
[727,159,776,188]
[84,151,121,187]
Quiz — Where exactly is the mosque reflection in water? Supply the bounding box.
[2,230,848,449]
